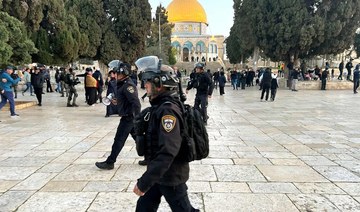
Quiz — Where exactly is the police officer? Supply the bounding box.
[186,63,214,124]
[95,60,141,170]
[133,56,198,212]
[66,68,80,107]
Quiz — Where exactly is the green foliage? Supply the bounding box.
[226,0,256,64]
[0,0,153,66]
[0,11,37,66]
[228,0,360,63]
[168,47,177,65]
[106,0,152,63]
[355,33,360,58]
[65,0,104,58]
[99,28,123,65]
[145,5,174,64]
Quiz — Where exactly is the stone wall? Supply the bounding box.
[278,78,353,90]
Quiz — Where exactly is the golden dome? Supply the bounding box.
[167,0,207,24]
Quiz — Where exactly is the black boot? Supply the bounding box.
[95,161,114,170]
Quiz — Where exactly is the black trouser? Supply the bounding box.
[86,87,97,105]
[106,116,135,164]
[136,183,198,212]
[261,84,270,100]
[46,79,53,92]
[347,69,352,80]
[194,94,208,122]
[219,86,225,95]
[338,70,343,80]
[271,89,277,101]
[97,86,103,103]
[354,79,359,93]
[321,79,327,90]
[34,87,43,104]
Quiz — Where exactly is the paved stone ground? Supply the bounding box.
[0,85,360,212]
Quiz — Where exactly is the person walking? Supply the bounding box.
[95,60,141,170]
[0,66,21,117]
[66,68,80,107]
[92,68,104,103]
[353,64,360,94]
[31,67,44,106]
[346,59,353,81]
[291,68,299,91]
[186,63,214,125]
[260,68,272,101]
[133,55,198,212]
[270,73,279,101]
[338,61,344,80]
[22,68,33,96]
[218,71,226,95]
[321,68,329,90]
[104,70,118,117]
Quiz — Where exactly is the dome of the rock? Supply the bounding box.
[167,0,207,25]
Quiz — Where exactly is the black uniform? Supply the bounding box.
[105,77,118,116]
[136,92,197,212]
[321,69,328,90]
[186,72,213,123]
[106,78,141,164]
[260,70,272,101]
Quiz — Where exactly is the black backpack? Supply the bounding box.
[177,102,209,162]
[134,100,210,162]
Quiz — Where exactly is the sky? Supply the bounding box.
[148,0,234,36]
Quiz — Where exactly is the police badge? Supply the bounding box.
[161,115,176,132]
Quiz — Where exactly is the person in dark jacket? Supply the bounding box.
[95,60,141,170]
[353,64,360,94]
[321,68,329,90]
[346,59,353,81]
[104,70,118,117]
[92,69,104,103]
[291,68,300,91]
[260,68,272,101]
[338,61,344,80]
[133,55,198,212]
[31,67,44,106]
[186,63,214,124]
[218,71,226,95]
[270,73,279,101]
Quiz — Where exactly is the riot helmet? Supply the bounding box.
[108,60,131,76]
[135,56,178,88]
[195,62,205,69]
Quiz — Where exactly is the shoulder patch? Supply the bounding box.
[127,86,135,93]
[161,115,177,132]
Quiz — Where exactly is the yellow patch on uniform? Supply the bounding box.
[161,115,177,132]
[127,86,134,93]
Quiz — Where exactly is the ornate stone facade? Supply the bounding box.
[167,0,226,63]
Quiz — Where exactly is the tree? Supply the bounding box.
[229,0,360,65]
[226,0,256,65]
[145,5,174,64]
[105,0,152,63]
[0,11,37,66]
[65,0,105,58]
[2,0,84,65]
[354,33,360,58]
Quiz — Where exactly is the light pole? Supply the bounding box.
[158,11,161,54]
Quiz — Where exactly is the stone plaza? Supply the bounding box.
[0,85,360,211]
